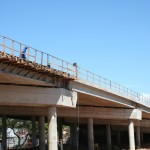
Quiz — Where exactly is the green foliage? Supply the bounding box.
[0,117,49,148]
[7,118,33,148]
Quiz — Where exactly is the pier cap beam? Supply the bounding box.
[0,85,77,107]
[58,107,142,120]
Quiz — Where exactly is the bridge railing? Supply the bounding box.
[0,35,150,107]
[0,35,76,77]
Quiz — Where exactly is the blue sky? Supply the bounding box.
[1,0,150,96]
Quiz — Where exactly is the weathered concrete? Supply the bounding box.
[70,123,77,146]
[129,120,135,150]
[0,85,77,107]
[106,124,112,150]
[141,132,143,144]
[136,126,141,148]
[32,116,37,147]
[117,131,121,146]
[39,116,45,150]
[58,118,63,141]
[88,118,94,150]
[48,107,58,150]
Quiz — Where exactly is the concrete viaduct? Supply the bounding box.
[0,35,150,150]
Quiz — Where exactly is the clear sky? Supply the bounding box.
[0,0,150,96]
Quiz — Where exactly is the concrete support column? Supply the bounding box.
[141,132,143,145]
[2,115,7,150]
[117,131,121,146]
[58,118,62,141]
[32,116,37,147]
[129,120,135,150]
[88,118,94,150]
[70,123,77,146]
[106,124,112,150]
[39,116,45,150]
[136,126,141,148]
[48,106,58,150]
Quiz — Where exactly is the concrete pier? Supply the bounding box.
[48,107,58,150]
[106,124,112,150]
[117,131,121,146]
[39,116,45,150]
[70,123,77,146]
[141,132,143,144]
[129,120,135,150]
[88,118,94,150]
[32,116,37,147]
[58,118,63,141]
[136,126,141,148]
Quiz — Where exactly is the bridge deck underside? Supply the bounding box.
[78,92,130,108]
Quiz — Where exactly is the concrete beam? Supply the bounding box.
[0,106,143,121]
[0,85,77,107]
[58,107,142,120]
[69,79,150,110]
[69,80,134,108]
[63,118,141,127]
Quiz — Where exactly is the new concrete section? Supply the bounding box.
[129,120,135,150]
[48,107,58,150]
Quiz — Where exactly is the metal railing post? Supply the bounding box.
[47,54,49,67]
[93,73,94,83]
[20,43,22,59]
[87,71,88,80]
[41,52,43,65]
[62,60,63,72]
[110,80,112,89]
[35,50,37,63]
[3,37,6,57]
[28,47,30,61]
[52,56,54,68]
[99,76,100,85]
[67,62,68,74]
[12,40,14,57]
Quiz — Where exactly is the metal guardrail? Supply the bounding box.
[0,35,150,107]
[0,35,76,78]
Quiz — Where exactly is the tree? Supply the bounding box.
[7,118,32,148]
